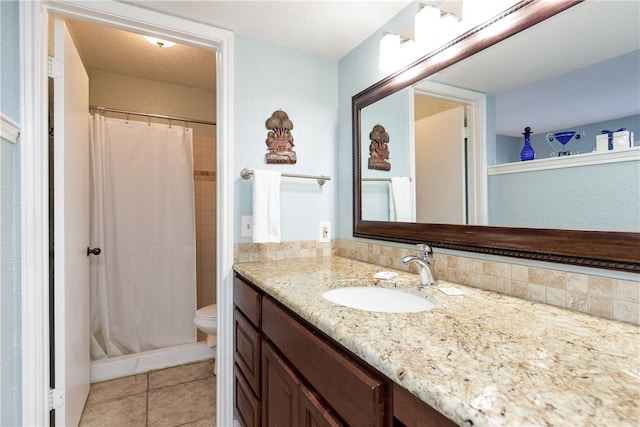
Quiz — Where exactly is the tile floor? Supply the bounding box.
[79,359,216,426]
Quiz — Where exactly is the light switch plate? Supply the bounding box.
[241,215,253,237]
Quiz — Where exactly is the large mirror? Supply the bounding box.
[353,0,640,271]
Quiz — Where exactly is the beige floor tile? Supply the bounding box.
[147,377,216,427]
[86,374,148,405]
[179,417,216,427]
[79,392,147,427]
[149,359,214,390]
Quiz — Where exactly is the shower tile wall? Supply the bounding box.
[193,135,216,341]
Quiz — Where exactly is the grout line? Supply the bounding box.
[145,372,149,427]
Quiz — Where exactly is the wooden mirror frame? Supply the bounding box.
[352,0,640,272]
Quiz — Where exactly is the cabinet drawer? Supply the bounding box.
[234,308,262,397]
[262,298,388,427]
[234,276,261,327]
[234,364,261,427]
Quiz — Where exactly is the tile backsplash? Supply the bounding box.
[235,239,640,325]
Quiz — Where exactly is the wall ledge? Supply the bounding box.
[488,146,640,175]
[0,112,21,143]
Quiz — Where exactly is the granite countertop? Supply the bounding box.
[233,256,640,427]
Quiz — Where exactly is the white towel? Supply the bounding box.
[389,177,414,222]
[252,169,281,243]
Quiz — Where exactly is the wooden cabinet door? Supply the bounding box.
[299,384,344,427]
[262,341,300,427]
[235,309,262,397]
[234,364,261,427]
[262,298,389,426]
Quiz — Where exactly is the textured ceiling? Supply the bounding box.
[122,0,413,60]
[65,1,414,91]
[66,19,218,91]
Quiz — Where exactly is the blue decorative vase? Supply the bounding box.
[520,126,535,161]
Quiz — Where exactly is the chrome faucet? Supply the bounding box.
[401,244,437,286]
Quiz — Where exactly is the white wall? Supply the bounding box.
[234,35,338,242]
[89,71,216,138]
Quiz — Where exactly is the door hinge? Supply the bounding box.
[48,56,63,79]
[49,387,64,410]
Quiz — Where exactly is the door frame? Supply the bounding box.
[412,81,488,225]
[20,1,235,425]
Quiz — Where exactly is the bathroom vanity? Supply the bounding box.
[233,273,452,426]
[233,256,640,426]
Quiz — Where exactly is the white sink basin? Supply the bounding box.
[322,287,435,313]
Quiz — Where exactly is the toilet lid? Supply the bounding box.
[197,304,217,319]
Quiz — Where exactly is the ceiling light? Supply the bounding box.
[144,36,176,48]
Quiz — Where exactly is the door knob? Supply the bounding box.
[87,247,102,256]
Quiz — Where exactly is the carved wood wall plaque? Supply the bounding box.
[368,124,390,171]
[265,110,296,164]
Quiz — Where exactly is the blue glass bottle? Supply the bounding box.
[520,126,535,161]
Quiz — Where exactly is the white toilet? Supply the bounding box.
[194,304,218,374]
[194,303,218,347]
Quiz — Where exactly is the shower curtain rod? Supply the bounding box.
[89,105,216,126]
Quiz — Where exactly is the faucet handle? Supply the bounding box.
[416,244,432,260]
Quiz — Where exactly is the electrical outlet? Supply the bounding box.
[241,215,253,237]
[319,221,330,243]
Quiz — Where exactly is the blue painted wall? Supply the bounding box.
[234,35,338,242]
[0,1,22,425]
[337,3,417,238]
[489,115,640,230]
[361,88,412,221]
[488,160,640,231]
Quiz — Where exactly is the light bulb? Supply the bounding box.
[144,36,176,48]
[379,33,401,72]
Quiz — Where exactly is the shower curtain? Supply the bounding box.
[89,114,196,360]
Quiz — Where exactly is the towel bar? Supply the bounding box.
[240,168,330,186]
[362,177,412,182]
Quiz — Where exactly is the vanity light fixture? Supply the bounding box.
[379,33,417,73]
[414,4,441,52]
[379,33,401,68]
[380,3,462,73]
[144,36,176,48]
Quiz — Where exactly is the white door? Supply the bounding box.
[53,18,91,426]
[414,107,466,224]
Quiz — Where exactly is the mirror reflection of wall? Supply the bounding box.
[486,49,640,232]
[492,50,640,164]
[361,88,412,222]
